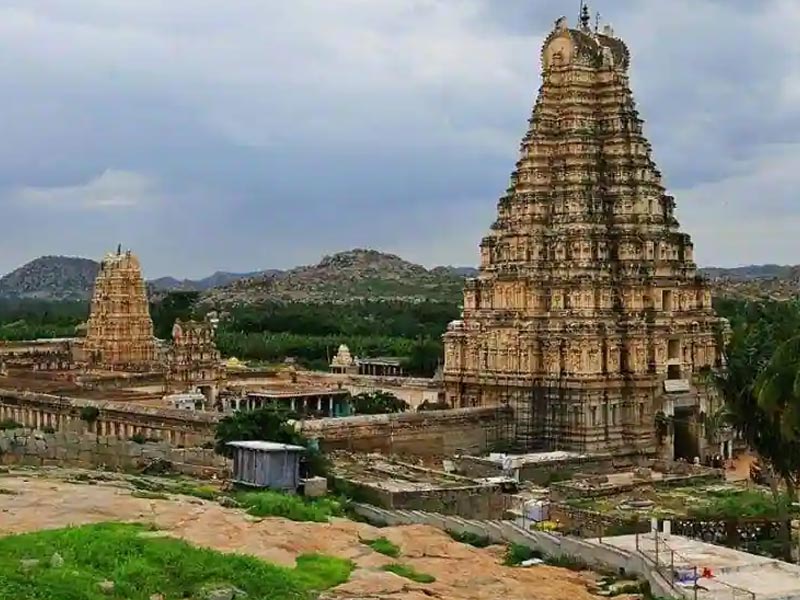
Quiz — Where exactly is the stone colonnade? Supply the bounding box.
[226,392,348,417]
[358,363,404,377]
[0,390,218,447]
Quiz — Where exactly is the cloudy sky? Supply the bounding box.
[0,0,797,278]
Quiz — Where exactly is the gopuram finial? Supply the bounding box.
[580,1,591,31]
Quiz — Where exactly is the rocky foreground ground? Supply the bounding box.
[0,468,634,600]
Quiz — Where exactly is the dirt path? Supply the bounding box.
[0,471,613,600]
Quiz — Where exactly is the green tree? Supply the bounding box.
[402,339,442,377]
[752,336,800,501]
[714,298,800,560]
[214,407,328,476]
[350,391,409,415]
[150,291,200,339]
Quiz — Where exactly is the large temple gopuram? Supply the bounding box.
[443,12,727,458]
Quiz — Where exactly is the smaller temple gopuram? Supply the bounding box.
[166,313,224,406]
[82,247,158,370]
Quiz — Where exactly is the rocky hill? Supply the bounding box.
[149,270,274,292]
[0,257,268,301]
[701,265,800,301]
[202,249,467,304]
[0,256,100,301]
[5,253,800,304]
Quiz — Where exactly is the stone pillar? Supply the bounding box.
[328,397,334,416]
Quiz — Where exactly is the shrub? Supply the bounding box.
[350,391,409,415]
[504,543,541,566]
[79,406,99,423]
[381,563,435,583]
[448,530,491,548]
[0,420,22,431]
[546,554,589,571]
[129,433,147,444]
[365,537,400,557]
[42,426,56,434]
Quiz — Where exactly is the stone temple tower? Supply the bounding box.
[83,247,157,370]
[442,15,725,457]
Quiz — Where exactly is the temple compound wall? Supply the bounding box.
[0,390,218,447]
[298,407,513,457]
[0,428,228,478]
[0,389,511,459]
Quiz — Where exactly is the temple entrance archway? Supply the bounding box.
[673,407,699,461]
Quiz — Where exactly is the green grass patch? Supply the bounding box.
[131,491,169,500]
[447,530,491,548]
[235,490,344,523]
[364,537,400,558]
[173,483,219,501]
[0,522,353,599]
[381,563,436,583]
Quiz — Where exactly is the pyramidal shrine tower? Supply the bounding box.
[443,13,724,455]
[83,247,157,370]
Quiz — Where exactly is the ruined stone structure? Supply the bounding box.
[443,14,724,456]
[83,248,157,370]
[165,314,224,405]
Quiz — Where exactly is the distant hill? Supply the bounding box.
[0,256,100,301]
[149,270,274,292]
[202,249,468,305]
[5,254,800,304]
[699,265,791,282]
[701,265,800,301]
[0,257,268,301]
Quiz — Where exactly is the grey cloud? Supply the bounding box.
[0,0,797,275]
[10,169,162,210]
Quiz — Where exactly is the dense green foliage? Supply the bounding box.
[0,299,86,340]
[0,294,454,376]
[214,407,328,476]
[350,391,409,415]
[220,301,456,339]
[687,488,797,520]
[214,300,456,375]
[150,291,200,339]
[0,522,353,599]
[713,298,800,500]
